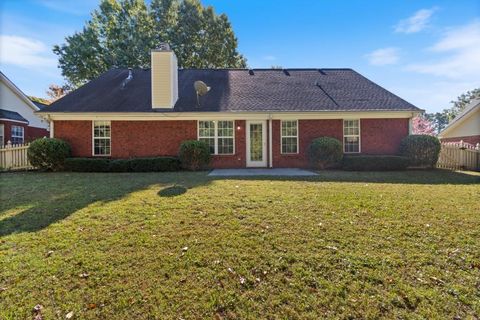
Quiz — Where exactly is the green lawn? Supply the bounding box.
[0,170,479,319]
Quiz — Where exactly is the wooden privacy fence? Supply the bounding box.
[437,141,480,171]
[0,141,34,171]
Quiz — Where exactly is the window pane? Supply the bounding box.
[218,137,234,154]
[282,137,297,154]
[199,137,215,154]
[344,136,359,153]
[218,121,233,137]
[199,121,215,138]
[282,121,297,136]
[94,138,110,155]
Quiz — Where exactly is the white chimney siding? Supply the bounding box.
[151,45,178,109]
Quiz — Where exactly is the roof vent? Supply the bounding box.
[248,69,254,75]
[283,69,290,76]
[319,69,327,75]
[121,68,133,89]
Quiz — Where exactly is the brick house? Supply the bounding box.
[438,99,480,147]
[0,72,49,146]
[38,45,422,168]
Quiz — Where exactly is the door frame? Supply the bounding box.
[246,120,267,167]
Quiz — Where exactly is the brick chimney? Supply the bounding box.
[151,44,178,109]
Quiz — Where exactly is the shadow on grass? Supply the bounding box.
[208,169,480,185]
[0,169,478,237]
[0,171,210,237]
[158,185,188,197]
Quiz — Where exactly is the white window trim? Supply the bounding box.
[197,120,235,155]
[0,124,4,147]
[92,120,111,156]
[11,125,24,144]
[343,119,361,153]
[280,120,299,154]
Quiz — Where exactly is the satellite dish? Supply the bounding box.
[194,80,211,96]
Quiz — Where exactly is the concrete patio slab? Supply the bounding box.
[208,168,318,177]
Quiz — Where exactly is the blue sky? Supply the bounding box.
[1,0,479,112]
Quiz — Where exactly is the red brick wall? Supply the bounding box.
[54,118,411,168]
[360,118,409,155]
[440,135,480,146]
[0,120,48,145]
[54,121,92,156]
[26,126,49,141]
[272,119,343,168]
[111,121,197,158]
[54,120,246,167]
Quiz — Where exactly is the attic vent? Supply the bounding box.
[121,68,133,89]
[248,69,254,75]
[283,69,290,76]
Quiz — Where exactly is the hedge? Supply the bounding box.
[342,155,410,171]
[64,157,180,172]
[399,135,441,168]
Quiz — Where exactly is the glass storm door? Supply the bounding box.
[246,120,267,167]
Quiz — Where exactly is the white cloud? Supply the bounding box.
[407,20,480,78]
[0,35,57,68]
[395,8,437,34]
[263,55,277,61]
[394,80,480,112]
[365,47,400,66]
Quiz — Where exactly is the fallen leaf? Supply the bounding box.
[79,272,89,278]
[65,311,74,319]
[325,246,338,251]
[239,277,246,284]
[33,304,43,312]
[182,246,188,252]
[46,250,54,257]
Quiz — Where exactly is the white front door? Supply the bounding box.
[246,120,267,167]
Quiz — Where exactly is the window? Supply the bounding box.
[11,125,24,144]
[343,119,360,153]
[281,120,298,154]
[93,121,111,156]
[0,124,4,147]
[198,120,234,155]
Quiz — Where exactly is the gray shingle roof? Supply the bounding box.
[0,109,29,123]
[45,68,420,113]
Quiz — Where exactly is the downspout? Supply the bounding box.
[268,114,273,168]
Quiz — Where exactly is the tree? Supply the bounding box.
[53,0,246,87]
[412,115,436,136]
[450,88,480,115]
[29,96,50,105]
[46,84,72,102]
[424,88,480,133]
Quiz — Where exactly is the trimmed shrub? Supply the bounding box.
[63,157,180,172]
[128,157,180,172]
[307,137,343,169]
[400,135,441,168]
[27,138,71,171]
[109,159,131,172]
[342,155,409,171]
[178,140,211,171]
[64,158,110,172]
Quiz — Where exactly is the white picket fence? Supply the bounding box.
[0,141,34,171]
[436,141,480,171]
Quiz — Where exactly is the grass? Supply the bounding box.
[0,170,479,319]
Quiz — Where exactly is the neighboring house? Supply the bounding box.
[438,99,480,146]
[38,45,421,168]
[0,72,49,146]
